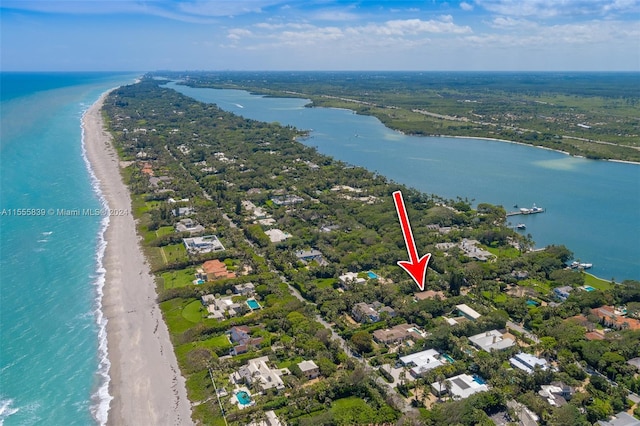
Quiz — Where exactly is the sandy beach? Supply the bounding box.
[83,92,193,426]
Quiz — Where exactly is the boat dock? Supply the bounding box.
[507,205,545,217]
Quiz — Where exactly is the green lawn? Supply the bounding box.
[162,268,197,290]
[485,245,521,259]
[183,299,206,323]
[156,225,175,237]
[583,273,614,291]
[162,243,188,264]
[314,278,336,289]
[161,298,201,335]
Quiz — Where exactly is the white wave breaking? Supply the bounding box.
[80,102,113,426]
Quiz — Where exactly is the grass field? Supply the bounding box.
[183,299,206,323]
[162,243,188,264]
[583,273,614,291]
[161,268,197,289]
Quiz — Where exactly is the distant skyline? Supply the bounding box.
[1,0,639,72]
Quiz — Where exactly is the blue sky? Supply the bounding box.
[1,0,639,71]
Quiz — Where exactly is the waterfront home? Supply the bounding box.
[183,235,225,254]
[373,323,424,345]
[196,259,235,281]
[297,360,320,380]
[469,330,515,352]
[591,305,640,330]
[231,356,288,392]
[175,218,205,235]
[400,349,444,377]
[202,295,247,321]
[228,326,263,356]
[431,374,488,400]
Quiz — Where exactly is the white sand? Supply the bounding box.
[83,92,193,426]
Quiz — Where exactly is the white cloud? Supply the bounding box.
[460,2,474,11]
[476,0,640,18]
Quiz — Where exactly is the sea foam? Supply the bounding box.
[80,102,113,426]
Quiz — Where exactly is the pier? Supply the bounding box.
[506,206,545,217]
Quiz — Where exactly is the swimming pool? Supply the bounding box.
[473,375,487,385]
[526,300,539,306]
[583,286,596,292]
[246,299,260,310]
[367,271,378,279]
[442,354,455,363]
[236,390,252,405]
[196,279,205,285]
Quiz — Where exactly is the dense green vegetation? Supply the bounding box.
[159,71,640,162]
[103,77,640,426]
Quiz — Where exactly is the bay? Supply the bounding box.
[167,81,639,282]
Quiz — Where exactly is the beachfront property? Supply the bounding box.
[373,323,425,345]
[233,282,255,296]
[175,218,205,235]
[431,374,489,400]
[247,410,284,426]
[400,349,445,377]
[469,330,515,352]
[172,206,194,217]
[228,325,264,356]
[196,259,235,282]
[295,249,327,266]
[436,239,493,261]
[264,229,291,243]
[183,235,225,254]
[231,356,289,392]
[553,285,574,301]
[509,352,549,374]
[455,304,482,321]
[351,302,395,324]
[297,360,320,380]
[338,272,366,289]
[201,295,248,321]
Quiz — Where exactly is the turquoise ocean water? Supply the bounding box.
[167,82,640,282]
[0,73,137,425]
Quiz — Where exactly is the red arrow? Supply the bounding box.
[393,191,431,291]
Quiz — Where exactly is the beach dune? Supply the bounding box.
[83,92,193,426]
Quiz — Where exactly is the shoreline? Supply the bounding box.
[82,91,193,426]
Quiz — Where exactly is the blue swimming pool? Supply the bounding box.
[236,390,252,405]
[246,299,260,310]
[473,375,487,385]
[584,285,596,292]
[367,271,378,279]
[442,354,455,363]
[526,300,539,306]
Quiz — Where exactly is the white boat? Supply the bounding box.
[516,223,526,230]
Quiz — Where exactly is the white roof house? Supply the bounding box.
[183,235,225,254]
[510,352,548,374]
[456,304,482,321]
[265,229,291,243]
[469,330,515,352]
[431,374,488,400]
[232,356,288,392]
[339,272,366,286]
[400,349,444,377]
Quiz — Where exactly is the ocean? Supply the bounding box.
[166,82,640,282]
[0,73,138,426]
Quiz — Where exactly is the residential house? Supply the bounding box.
[456,304,482,321]
[591,306,640,330]
[196,259,235,281]
[231,356,289,392]
[297,360,320,380]
[553,286,574,301]
[233,282,255,296]
[247,410,284,426]
[352,302,380,323]
[271,195,304,206]
[265,229,291,243]
[175,218,205,235]
[400,349,444,377]
[431,374,488,400]
[469,330,515,352]
[373,323,424,345]
[597,412,640,426]
[228,325,263,356]
[539,382,573,407]
[172,206,194,217]
[295,249,327,266]
[202,295,247,321]
[339,272,366,289]
[510,352,548,374]
[183,235,225,254]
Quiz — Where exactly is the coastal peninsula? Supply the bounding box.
[83,93,193,425]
